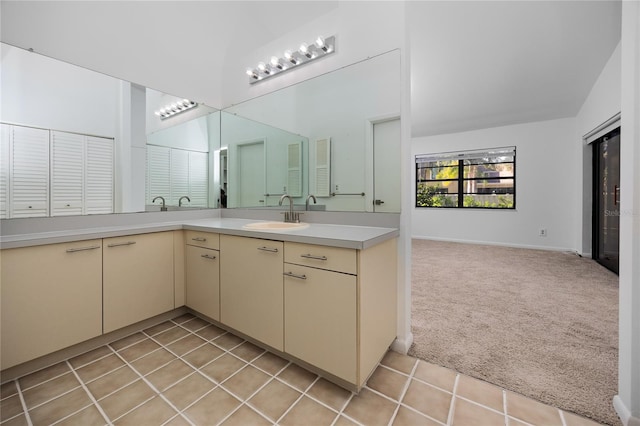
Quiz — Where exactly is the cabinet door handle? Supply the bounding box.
[257,246,279,253]
[300,254,327,261]
[284,272,307,280]
[192,237,207,242]
[66,245,101,253]
[107,241,136,248]
[201,254,217,260]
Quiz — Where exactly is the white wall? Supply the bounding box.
[0,43,119,137]
[615,2,640,425]
[221,112,308,208]
[147,115,211,153]
[575,42,622,256]
[412,118,577,251]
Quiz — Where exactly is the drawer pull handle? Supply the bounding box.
[66,245,100,253]
[284,272,307,280]
[192,237,207,242]
[257,246,279,253]
[201,254,217,260]
[107,241,136,248]
[300,254,327,261]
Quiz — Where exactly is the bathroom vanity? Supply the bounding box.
[0,217,398,392]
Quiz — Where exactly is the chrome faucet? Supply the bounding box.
[152,196,167,212]
[178,196,191,207]
[305,194,317,211]
[279,194,301,223]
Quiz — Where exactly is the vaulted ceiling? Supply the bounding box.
[408,1,622,137]
[1,1,622,138]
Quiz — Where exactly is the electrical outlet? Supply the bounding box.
[539,228,547,237]
[335,184,339,191]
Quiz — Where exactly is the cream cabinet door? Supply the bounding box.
[220,235,284,351]
[186,245,220,321]
[1,240,103,369]
[284,263,357,383]
[103,232,174,333]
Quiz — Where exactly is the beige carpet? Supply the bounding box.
[409,239,619,425]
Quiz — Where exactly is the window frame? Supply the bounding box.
[415,147,516,209]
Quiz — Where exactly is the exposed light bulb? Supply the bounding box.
[270,56,284,70]
[154,111,161,116]
[246,68,256,77]
[257,61,271,74]
[299,42,312,58]
[315,36,330,53]
[284,50,298,65]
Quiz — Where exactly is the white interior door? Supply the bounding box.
[373,118,401,212]
[238,141,265,207]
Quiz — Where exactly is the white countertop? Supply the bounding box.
[0,218,398,250]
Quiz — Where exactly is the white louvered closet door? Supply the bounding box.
[147,145,171,204]
[170,149,189,205]
[314,138,331,197]
[51,131,84,216]
[287,142,302,197]
[10,126,50,218]
[0,124,10,218]
[188,151,208,207]
[85,136,114,214]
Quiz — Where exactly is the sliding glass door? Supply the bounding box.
[593,127,620,274]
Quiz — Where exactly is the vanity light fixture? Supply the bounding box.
[154,99,198,120]
[246,35,335,84]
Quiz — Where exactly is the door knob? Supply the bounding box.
[374,199,385,205]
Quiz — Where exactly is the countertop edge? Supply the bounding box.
[1,220,399,250]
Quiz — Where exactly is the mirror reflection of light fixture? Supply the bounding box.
[246,35,335,84]
[154,99,198,120]
[270,56,284,70]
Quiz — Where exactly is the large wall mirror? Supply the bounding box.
[222,49,401,213]
[0,42,219,218]
[1,43,400,219]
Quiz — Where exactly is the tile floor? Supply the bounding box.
[1,313,601,426]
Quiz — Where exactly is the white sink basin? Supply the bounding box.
[242,221,309,231]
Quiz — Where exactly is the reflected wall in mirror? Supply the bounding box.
[0,42,220,218]
[220,112,309,209]
[223,49,401,213]
[145,88,220,211]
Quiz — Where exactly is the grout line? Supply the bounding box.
[109,394,156,423]
[559,409,568,426]
[503,389,509,426]
[108,344,188,424]
[14,379,33,426]
[387,358,420,426]
[446,374,460,426]
[17,368,71,393]
[455,394,507,417]
[49,402,100,426]
[65,360,112,426]
[22,385,82,411]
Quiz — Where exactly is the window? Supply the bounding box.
[416,147,515,209]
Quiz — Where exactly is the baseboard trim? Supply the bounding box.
[412,235,576,253]
[614,395,640,426]
[391,332,414,354]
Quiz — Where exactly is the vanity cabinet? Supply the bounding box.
[1,240,103,370]
[220,235,284,351]
[186,232,220,321]
[103,232,174,333]
[284,261,357,383]
[284,239,397,389]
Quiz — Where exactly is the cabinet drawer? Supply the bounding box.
[185,230,220,249]
[284,242,356,274]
